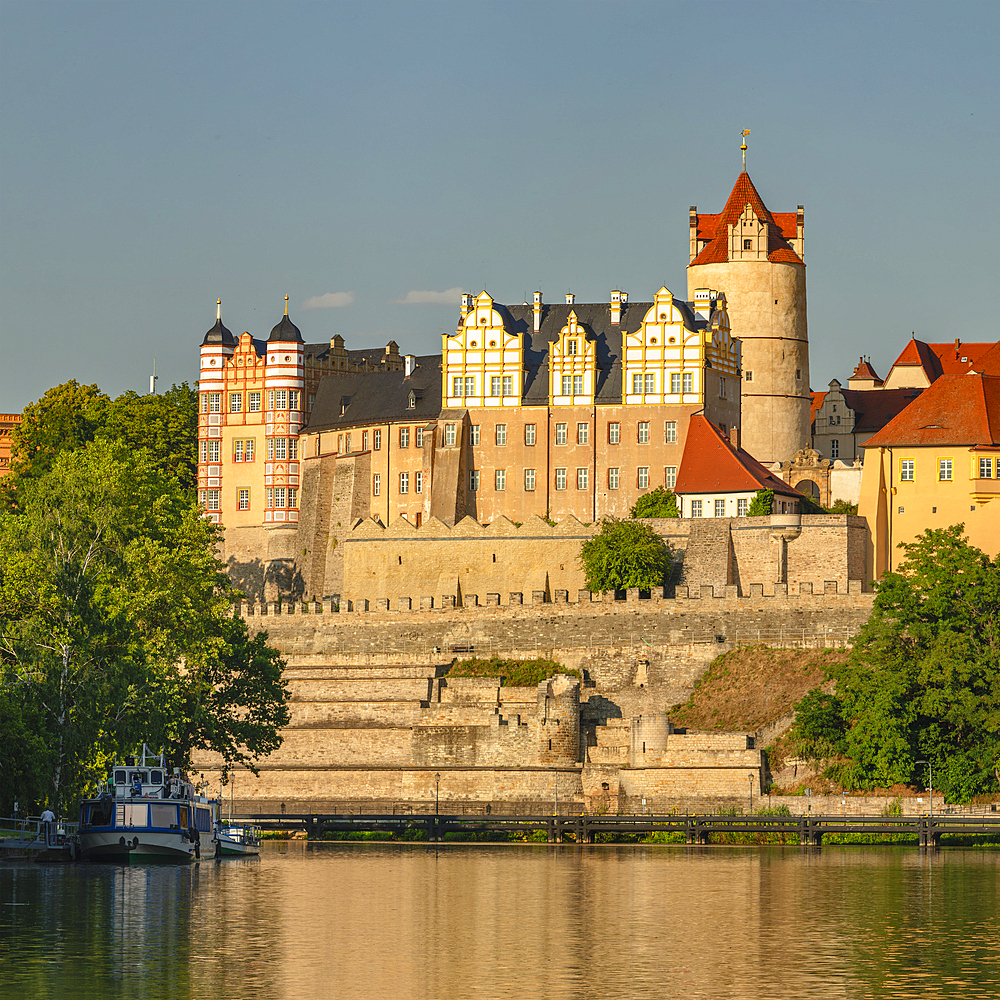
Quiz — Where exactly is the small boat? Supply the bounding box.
[0,816,78,863]
[214,822,261,857]
[78,746,219,864]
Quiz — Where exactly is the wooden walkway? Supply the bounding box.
[242,812,1000,848]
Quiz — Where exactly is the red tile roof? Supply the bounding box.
[689,172,804,267]
[810,391,827,424]
[975,341,1000,376]
[850,357,883,383]
[676,415,806,498]
[862,374,1000,449]
[888,338,997,380]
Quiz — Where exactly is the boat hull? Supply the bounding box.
[80,829,200,864]
[216,840,260,857]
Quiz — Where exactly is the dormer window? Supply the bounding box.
[407,391,416,409]
[743,239,753,250]
[566,339,578,356]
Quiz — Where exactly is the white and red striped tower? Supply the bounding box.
[263,296,305,526]
[198,299,236,523]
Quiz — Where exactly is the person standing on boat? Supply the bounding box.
[40,807,55,844]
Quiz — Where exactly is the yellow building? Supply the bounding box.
[859,370,1000,575]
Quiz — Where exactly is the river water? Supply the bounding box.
[2,843,998,999]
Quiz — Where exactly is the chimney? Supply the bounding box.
[689,207,699,262]
[533,291,543,333]
[954,338,961,359]
[797,205,805,259]
[730,426,739,450]
[565,292,575,305]
[404,355,416,377]
[610,290,622,326]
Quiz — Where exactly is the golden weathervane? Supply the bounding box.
[741,129,751,171]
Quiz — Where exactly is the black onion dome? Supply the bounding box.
[268,314,304,343]
[202,316,237,347]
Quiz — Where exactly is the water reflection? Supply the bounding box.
[3,846,998,999]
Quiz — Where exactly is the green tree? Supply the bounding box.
[0,440,289,812]
[630,487,680,518]
[795,526,1000,801]
[579,518,672,593]
[747,489,774,516]
[829,499,859,515]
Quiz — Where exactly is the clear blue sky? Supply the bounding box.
[2,1,998,411]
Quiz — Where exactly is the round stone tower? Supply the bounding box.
[687,172,810,466]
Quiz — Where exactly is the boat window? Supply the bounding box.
[195,807,212,833]
[178,808,188,830]
[125,803,148,827]
[114,770,126,785]
[149,804,176,829]
[150,770,163,785]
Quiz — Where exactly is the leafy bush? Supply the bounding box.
[447,656,578,687]
[579,517,672,593]
[746,489,774,516]
[630,487,680,518]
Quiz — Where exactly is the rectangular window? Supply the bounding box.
[665,466,676,489]
[415,471,423,494]
[374,430,382,450]
[206,489,220,511]
[638,422,650,444]
[645,373,655,393]
[286,438,296,460]
[525,424,536,446]
[470,424,480,446]
[573,375,583,395]
[275,390,287,410]
[577,422,589,445]
[373,474,381,496]
[502,375,513,396]
[200,394,209,414]
[608,468,620,490]
[683,372,693,394]
[308,393,315,411]
[608,422,620,444]
[234,440,244,462]
[337,434,343,454]
[631,373,643,394]
[577,468,588,490]
[524,468,536,491]
[715,499,726,518]
[495,469,506,491]
[900,459,914,481]
[199,441,207,463]
[267,438,275,461]
[469,470,479,492]
[665,421,677,444]
[555,423,567,445]
[453,376,463,397]
[670,373,682,394]
[198,489,206,507]
[445,424,456,446]
[245,439,254,462]
[208,392,221,414]
[465,376,475,397]
[208,440,220,462]
[939,459,952,482]
[495,424,507,446]
[275,438,287,460]
[344,433,351,454]
[719,378,726,399]
[745,371,753,382]
[265,487,273,508]
[979,457,993,479]
[691,499,703,517]
[555,468,567,491]
[287,488,297,509]
[830,439,839,459]
[238,489,249,511]
[288,390,299,411]
[361,431,368,451]
[399,472,409,494]
[274,487,286,509]
[414,428,423,448]
[230,393,242,413]
[566,339,578,356]
[267,390,275,410]
[400,427,410,448]
[637,467,649,489]
[248,391,261,412]
[491,376,502,396]
[562,375,572,396]
[738,498,748,517]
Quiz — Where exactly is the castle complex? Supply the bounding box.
[198,166,817,600]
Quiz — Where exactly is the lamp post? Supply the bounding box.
[748,774,755,813]
[915,760,933,817]
[554,769,559,817]
[435,772,440,816]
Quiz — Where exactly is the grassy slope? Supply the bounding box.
[668,644,847,734]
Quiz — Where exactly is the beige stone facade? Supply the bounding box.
[0,413,21,478]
